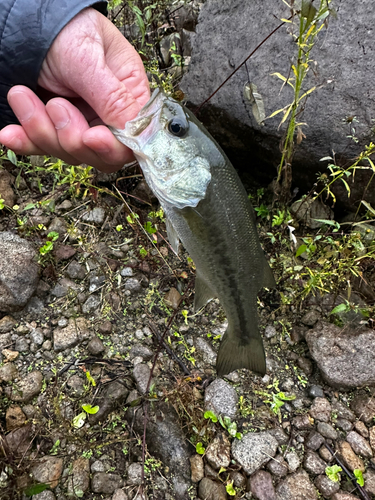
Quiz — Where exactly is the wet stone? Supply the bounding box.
[319,445,334,463]
[336,441,365,472]
[336,419,353,432]
[266,454,288,477]
[133,363,151,395]
[346,431,373,458]
[268,427,289,445]
[309,397,332,422]
[204,378,238,420]
[232,431,278,475]
[91,460,105,473]
[91,472,123,494]
[301,309,321,326]
[54,244,76,261]
[87,336,105,356]
[6,405,26,431]
[194,337,217,367]
[249,470,276,500]
[229,470,246,488]
[5,370,43,402]
[351,394,375,424]
[89,380,129,425]
[67,457,90,497]
[82,294,101,314]
[284,451,301,472]
[317,422,338,440]
[276,470,317,500]
[129,344,153,361]
[0,315,16,333]
[306,430,325,451]
[264,325,277,339]
[314,474,340,498]
[354,421,369,438]
[198,478,227,500]
[15,337,29,353]
[31,456,64,489]
[304,449,327,475]
[50,278,79,298]
[127,462,143,486]
[205,433,231,470]
[53,317,88,352]
[190,454,204,483]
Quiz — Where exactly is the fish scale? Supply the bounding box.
[111,89,275,376]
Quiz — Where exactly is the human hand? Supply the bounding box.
[0,8,150,172]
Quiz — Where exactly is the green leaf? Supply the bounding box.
[24,484,49,495]
[6,149,18,166]
[82,404,99,415]
[47,231,59,242]
[24,202,36,210]
[196,442,205,454]
[226,481,236,496]
[296,244,307,257]
[361,200,375,215]
[354,469,364,487]
[144,221,157,234]
[85,370,96,387]
[330,303,350,315]
[204,411,218,423]
[72,412,87,429]
[325,465,342,482]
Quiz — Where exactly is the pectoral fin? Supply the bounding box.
[165,218,180,255]
[194,270,216,311]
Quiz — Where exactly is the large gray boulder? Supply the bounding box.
[181,0,375,205]
[0,232,39,312]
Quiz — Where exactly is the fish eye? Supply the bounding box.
[167,118,188,137]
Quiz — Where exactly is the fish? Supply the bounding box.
[110,88,275,376]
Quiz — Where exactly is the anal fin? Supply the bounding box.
[194,270,216,311]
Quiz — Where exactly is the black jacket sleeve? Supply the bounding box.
[0,0,107,128]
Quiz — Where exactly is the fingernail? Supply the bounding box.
[8,91,35,122]
[48,103,70,129]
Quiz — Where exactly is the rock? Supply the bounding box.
[54,244,76,261]
[190,454,204,483]
[164,287,182,310]
[124,278,142,293]
[87,336,105,356]
[98,320,113,335]
[319,446,334,463]
[336,419,353,433]
[66,261,86,280]
[127,462,143,486]
[133,363,151,395]
[0,315,16,333]
[53,317,88,352]
[331,493,361,500]
[112,489,129,500]
[301,309,322,326]
[0,362,18,382]
[291,199,334,229]
[82,294,101,314]
[198,478,227,500]
[317,422,338,440]
[67,457,90,497]
[205,433,231,470]
[50,278,79,298]
[267,427,289,445]
[369,426,375,452]
[305,430,325,452]
[91,472,123,494]
[4,423,32,456]
[350,394,375,423]
[297,357,313,376]
[284,451,301,473]
[30,327,44,346]
[89,274,106,292]
[0,232,39,312]
[364,469,375,496]
[232,431,278,475]
[309,397,332,423]
[91,460,105,473]
[194,337,217,366]
[2,348,18,361]
[129,344,153,361]
[0,169,15,207]
[55,199,72,212]
[314,475,340,498]
[5,370,43,402]
[331,399,356,421]
[48,217,67,238]
[5,405,26,431]
[89,380,129,425]
[229,470,246,489]
[276,470,317,500]
[249,470,276,500]
[346,431,373,458]
[66,374,85,396]
[292,414,314,430]
[266,454,288,477]
[82,207,105,224]
[14,337,29,353]
[336,441,365,472]
[204,378,238,419]
[306,323,375,389]
[303,450,327,475]
[32,491,56,500]
[354,421,369,438]
[120,267,133,277]
[31,456,64,489]
[181,1,375,210]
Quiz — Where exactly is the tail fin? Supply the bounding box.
[216,331,266,377]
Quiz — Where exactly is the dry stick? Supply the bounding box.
[324,442,371,500]
[195,17,289,115]
[149,321,190,375]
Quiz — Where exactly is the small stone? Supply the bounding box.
[195,337,217,366]
[354,421,369,438]
[346,431,373,458]
[364,468,375,495]
[2,348,19,361]
[0,315,17,333]
[331,493,361,500]
[190,454,204,483]
[229,470,246,488]
[42,340,52,350]
[30,328,44,345]
[336,418,353,432]
[5,371,43,402]
[133,363,151,395]
[66,374,85,396]
[317,422,338,440]
[15,337,29,353]
[127,462,143,486]
[198,478,227,500]
[297,357,313,375]
[82,295,101,314]
[53,317,88,351]
[0,362,18,382]
[266,454,288,477]
[267,427,289,445]
[292,414,314,430]
[98,320,113,335]
[87,336,105,356]
[314,474,340,498]
[54,244,76,261]
[58,317,68,327]
[309,397,332,422]
[305,430,326,451]
[124,278,142,293]
[276,470,317,500]
[67,457,90,497]
[120,267,133,277]
[5,423,32,457]
[264,325,277,339]
[205,433,231,470]
[232,431,278,475]
[56,199,72,211]
[82,207,105,224]
[48,217,67,237]
[31,456,64,489]
[336,440,365,472]
[319,445,334,463]
[112,489,129,500]
[301,309,321,326]
[290,326,307,343]
[51,278,79,298]
[249,470,276,500]
[89,274,106,293]
[351,394,375,423]
[66,260,86,280]
[0,332,11,351]
[369,426,375,452]
[91,460,105,473]
[164,287,182,310]
[6,405,26,431]
[89,380,129,425]
[129,344,153,361]
[32,491,56,500]
[204,378,238,420]
[285,451,301,472]
[303,450,327,475]
[91,472,123,494]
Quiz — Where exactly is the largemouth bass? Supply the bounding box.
[111,89,275,376]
